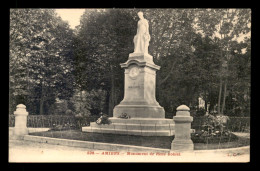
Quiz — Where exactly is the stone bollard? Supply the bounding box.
[171,105,194,152]
[13,104,29,139]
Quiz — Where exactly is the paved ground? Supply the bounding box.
[9,139,250,163]
[232,132,250,139]
[9,139,102,162]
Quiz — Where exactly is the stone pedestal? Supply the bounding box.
[171,105,194,151]
[82,53,175,136]
[13,104,29,139]
[113,53,165,118]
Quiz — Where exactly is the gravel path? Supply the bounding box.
[9,139,105,162]
[232,132,250,139]
[9,139,249,163]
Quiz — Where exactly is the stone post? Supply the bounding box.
[171,105,194,152]
[13,104,29,138]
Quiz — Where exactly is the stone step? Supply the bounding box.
[89,122,175,131]
[82,127,174,136]
[108,117,174,124]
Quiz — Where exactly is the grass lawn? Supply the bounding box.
[29,130,250,150]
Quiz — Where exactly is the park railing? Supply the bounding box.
[9,114,99,129]
[9,114,250,132]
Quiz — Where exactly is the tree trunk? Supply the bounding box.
[108,66,115,117]
[80,90,83,113]
[204,99,207,113]
[204,90,207,113]
[209,96,215,114]
[208,90,213,113]
[221,79,227,115]
[39,85,44,115]
[218,34,224,115]
[217,79,222,115]
[39,97,44,115]
[39,73,45,115]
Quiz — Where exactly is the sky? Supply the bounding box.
[55,9,85,29]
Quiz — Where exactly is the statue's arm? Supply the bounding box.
[144,19,149,35]
[145,20,150,41]
[146,21,149,34]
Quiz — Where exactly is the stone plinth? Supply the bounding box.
[13,104,29,139]
[82,117,175,136]
[82,53,175,136]
[114,53,165,118]
[171,105,194,151]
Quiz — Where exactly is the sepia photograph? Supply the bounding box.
[9,8,251,163]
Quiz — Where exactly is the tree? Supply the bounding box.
[74,9,250,117]
[10,9,75,115]
[195,9,251,115]
[73,9,251,117]
[74,9,136,116]
[224,38,250,116]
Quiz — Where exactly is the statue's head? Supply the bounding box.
[137,11,144,19]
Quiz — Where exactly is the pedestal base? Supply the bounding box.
[13,127,28,136]
[113,104,165,118]
[82,117,175,136]
[171,139,194,152]
[12,127,28,140]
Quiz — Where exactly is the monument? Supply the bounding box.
[82,12,175,136]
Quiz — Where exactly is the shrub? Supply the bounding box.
[74,113,91,128]
[65,109,74,115]
[50,122,75,131]
[196,108,206,116]
[68,89,106,116]
[226,117,250,132]
[191,131,238,143]
[191,114,235,143]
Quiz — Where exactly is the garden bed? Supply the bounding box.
[29,130,250,150]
